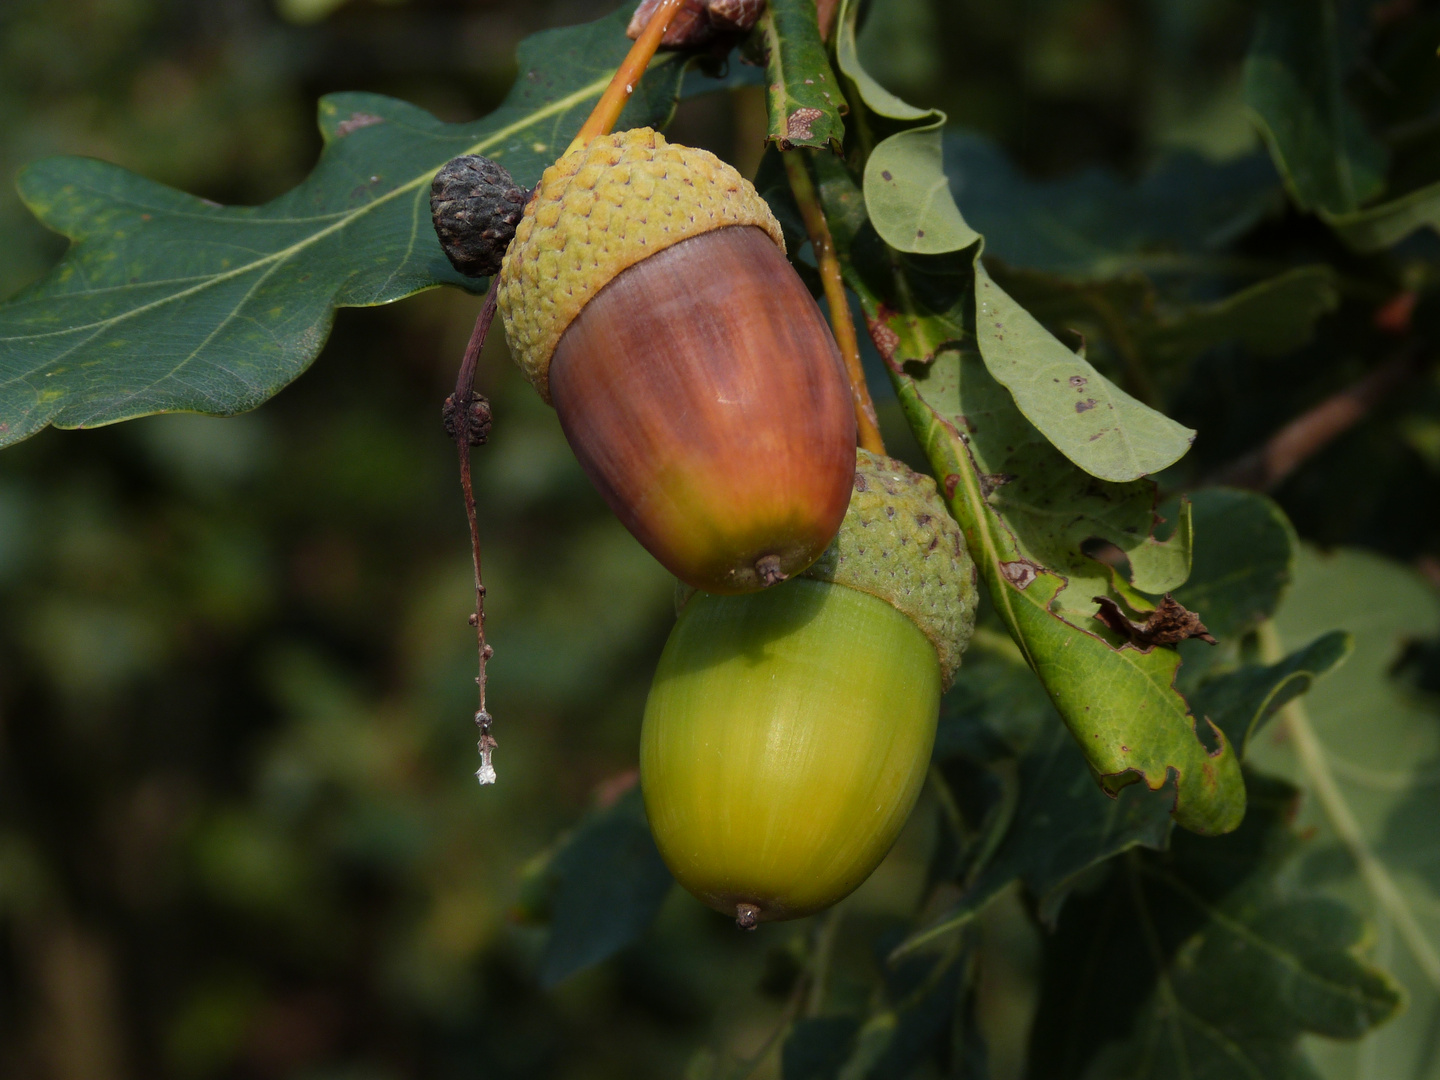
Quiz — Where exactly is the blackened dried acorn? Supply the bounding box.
[430,155,528,278]
[496,128,856,594]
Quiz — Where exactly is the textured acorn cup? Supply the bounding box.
[642,450,979,926]
[496,128,856,594]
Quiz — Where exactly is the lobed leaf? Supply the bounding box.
[1031,776,1403,1080]
[909,674,1175,954]
[1191,630,1352,758]
[1247,548,1440,1079]
[905,595,1350,955]
[973,262,1196,483]
[1135,265,1340,372]
[1324,178,1440,253]
[1243,0,1387,216]
[0,9,689,448]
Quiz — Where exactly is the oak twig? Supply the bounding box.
[444,281,500,783]
[782,149,886,455]
[573,0,685,147]
[1208,348,1425,491]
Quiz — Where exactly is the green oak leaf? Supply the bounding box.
[0,9,688,449]
[831,0,1192,483]
[1169,487,1299,644]
[984,263,1339,414]
[533,785,674,988]
[863,127,977,256]
[1241,0,1440,255]
[761,0,845,152]
[1324,177,1440,253]
[943,132,1283,280]
[796,153,1238,834]
[1243,0,1387,216]
[972,262,1195,483]
[1136,264,1340,371]
[1192,630,1353,759]
[832,0,929,128]
[903,491,1353,954]
[906,638,1176,955]
[893,308,1239,835]
[1030,775,1402,1080]
[1248,548,1440,1080]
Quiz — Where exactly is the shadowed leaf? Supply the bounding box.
[1136,265,1340,370]
[1170,487,1299,643]
[538,786,674,987]
[1248,548,1440,1079]
[1192,630,1352,757]
[943,132,1282,280]
[0,9,689,448]
[1244,0,1386,215]
[1030,776,1402,1080]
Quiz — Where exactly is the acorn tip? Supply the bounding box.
[754,555,787,588]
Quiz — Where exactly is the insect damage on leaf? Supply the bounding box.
[1093,594,1217,649]
[785,107,824,143]
[335,112,385,137]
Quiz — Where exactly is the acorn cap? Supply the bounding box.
[804,450,978,687]
[677,450,979,687]
[496,127,785,402]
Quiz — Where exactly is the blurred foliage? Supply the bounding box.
[3,1,1440,1079]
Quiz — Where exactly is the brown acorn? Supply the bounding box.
[496,128,856,594]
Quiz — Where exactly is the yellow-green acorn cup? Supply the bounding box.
[496,128,857,594]
[640,450,979,926]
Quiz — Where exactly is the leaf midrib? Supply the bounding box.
[2,71,614,362]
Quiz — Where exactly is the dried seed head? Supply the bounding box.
[430,155,528,278]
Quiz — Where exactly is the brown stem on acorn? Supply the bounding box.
[573,0,685,147]
[445,281,500,783]
[735,902,761,930]
[783,148,886,455]
[1207,347,1425,492]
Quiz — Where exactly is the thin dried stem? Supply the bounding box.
[1208,347,1424,491]
[447,281,500,783]
[572,0,685,147]
[783,148,886,455]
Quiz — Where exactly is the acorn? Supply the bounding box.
[640,449,979,926]
[495,128,857,594]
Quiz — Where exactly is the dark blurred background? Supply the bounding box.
[2,1,1435,1078]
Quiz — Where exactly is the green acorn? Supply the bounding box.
[641,449,979,926]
